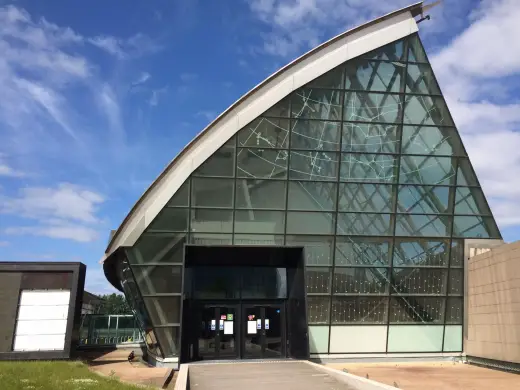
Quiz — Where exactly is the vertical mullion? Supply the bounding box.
[232,135,238,244]
[283,99,292,242]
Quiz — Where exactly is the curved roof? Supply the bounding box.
[103,2,424,260]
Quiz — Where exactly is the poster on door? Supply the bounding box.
[224,321,233,334]
[219,319,224,330]
[256,319,262,329]
[247,321,256,334]
[210,319,216,331]
[265,319,270,330]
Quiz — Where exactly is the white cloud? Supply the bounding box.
[5,223,99,243]
[96,83,123,139]
[86,268,118,294]
[149,86,168,107]
[89,33,161,59]
[0,154,24,177]
[196,110,216,121]
[131,72,151,87]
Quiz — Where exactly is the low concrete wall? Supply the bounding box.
[174,363,189,390]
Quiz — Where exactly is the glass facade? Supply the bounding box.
[116,33,500,358]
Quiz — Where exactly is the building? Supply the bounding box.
[81,291,104,314]
[102,2,503,368]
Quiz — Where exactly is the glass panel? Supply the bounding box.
[396,185,452,214]
[404,95,454,126]
[236,179,286,209]
[133,265,182,295]
[289,151,339,181]
[237,148,288,179]
[363,39,405,62]
[387,325,443,352]
[287,181,337,211]
[452,216,500,238]
[143,297,181,324]
[448,269,463,295]
[345,60,403,93]
[337,213,392,236]
[286,212,335,234]
[340,154,398,183]
[192,177,234,208]
[307,67,343,89]
[450,240,463,267]
[243,306,262,358]
[401,126,465,156]
[445,297,463,324]
[335,237,390,266]
[190,209,233,233]
[292,89,342,121]
[333,268,388,295]
[306,267,331,294]
[338,183,394,212]
[455,187,492,215]
[309,326,330,353]
[238,117,289,148]
[389,296,445,324]
[148,208,189,232]
[393,268,448,295]
[307,296,330,324]
[457,159,479,185]
[190,233,232,245]
[154,327,180,357]
[192,266,240,299]
[408,34,428,63]
[399,156,456,185]
[286,235,334,266]
[290,120,341,151]
[132,233,186,264]
[233,234,284,246]
[405,63,440,94]
[344,92,402,123]
[234,210,285,234]
[342,123,399,154]
[193,138,235,177]
[393,240,450,267]
[395,214,451,237]
[262,98,290,117]
[331,297,388,324]
[444,325,463,352]
[167,180,190,206]
[242,267,287,298]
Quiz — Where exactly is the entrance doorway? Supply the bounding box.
[198,304,238,360]
[243,303,284,359]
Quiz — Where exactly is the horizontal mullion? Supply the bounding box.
[389,293,448,297]
[141,293,182,297]
[333,264,390,268]
[130,263,183,267]
[191,174,235,179]
[332,293,388,297]
[146,229,189,233]
[153,324,181,328]
[330,322,388,326]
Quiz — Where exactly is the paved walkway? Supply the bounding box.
[188,361,356,390]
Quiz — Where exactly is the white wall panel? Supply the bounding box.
[17,305,69,320]
[330,326,387,353]
[387,325,443,352]
[16,320,67,336]
[13,334,66,351]
[20,290,70,306]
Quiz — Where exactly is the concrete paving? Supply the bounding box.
[188,361,356,390]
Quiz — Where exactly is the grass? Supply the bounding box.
[0,360,148,390]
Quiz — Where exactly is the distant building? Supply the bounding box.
[81,291,104,314]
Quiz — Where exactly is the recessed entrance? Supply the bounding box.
[180,245,308,363]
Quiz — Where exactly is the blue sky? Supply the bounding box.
[1,0,520,293]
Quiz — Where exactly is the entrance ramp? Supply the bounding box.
[178,360,395,390]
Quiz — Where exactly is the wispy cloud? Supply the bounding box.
[0,154,24,177]
[196,110,216,121]
[180,72,198,82]
[89,33,161,59]
[149,86,168,107]
[131,71,151,88]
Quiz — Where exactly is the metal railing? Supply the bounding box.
[79,314,144,346]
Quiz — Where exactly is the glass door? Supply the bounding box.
[198,304,238,360]
[242,304,284,359]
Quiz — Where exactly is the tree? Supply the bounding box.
[98,293,132,314]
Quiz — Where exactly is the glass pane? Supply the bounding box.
[307,296,330,324]
[167,180,190,206]
[286,235,334,266]
[148,208,189,232]
[408,34,428,63]
[236,179,286,209]
[396,185,452,214]
[393,240,450,267]
[132,233,187,264]
[454,187,492,215]
[233,234,284,246]
[143,297,181,324]
[445,297,463,324]
[238,117,289,148]
[262,98,290,117]
[289,151,339,181]
[401,126,465,156]
[345,60,403,93]
[452,216,500,238]
[335,237,390,266]
[286,212,335,234]
[292,89,342,121]
[399,156,456,185]
[192,177,234,208]
[404,95,454,126]
[337,213,392,236]
[340,154,398,183]
[287,181,337,211]
[307,67,343,89]
[242,267,287,298]
[192,266,240,299]
[190,233,232,245]
[392,268,448,295]
[154,327,180,357]
[389,296,445,324]
[333,268,388,295]
[395,214,451,237]
[193,138,235,177]
[344,92,402,123]
[306,267,331,294]
[234,210,285,234]
[450,240,463,267]
[363,38,405,62]
[290,120,341,151]
[237,148,288,179]
[405,63,440,94]
[133,266,182,295]
[331,297,388,324]
[457,159,479,186]
[190,209,233,233]
[338,183,394,212]
[448,269,463,295]
[342,123,399,154]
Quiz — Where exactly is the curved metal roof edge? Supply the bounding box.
[105,2,424,256]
